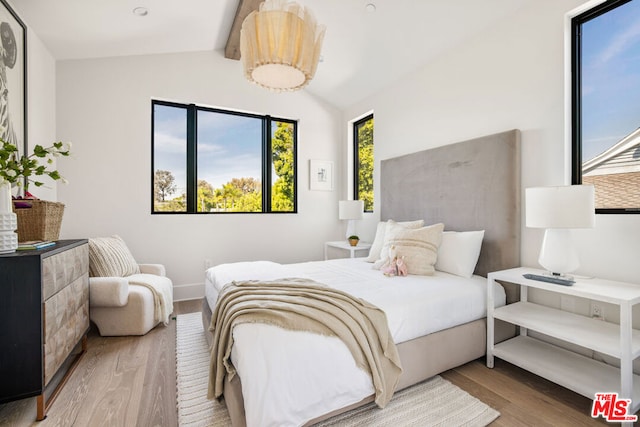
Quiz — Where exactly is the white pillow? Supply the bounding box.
[374,222,444,276]
[89,235,140,277]
[435,230,485,278]
[365,219,424,262]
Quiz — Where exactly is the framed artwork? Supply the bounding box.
[0,0,26,157]
[309,159,333,191]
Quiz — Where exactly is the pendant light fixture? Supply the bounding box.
[240,0,325,92]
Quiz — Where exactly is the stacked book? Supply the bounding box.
[17,241,56,251]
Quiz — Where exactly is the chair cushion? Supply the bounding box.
[89,235,140,277]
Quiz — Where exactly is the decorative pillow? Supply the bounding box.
[88,235,140,277]
[365,219,424,262]
[435,230,485,278]
[374,222,444,275]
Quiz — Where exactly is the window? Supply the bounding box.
[572,0,640,213]
[354,114,374,212]
[152,100,297,213]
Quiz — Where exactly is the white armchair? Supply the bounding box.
[88,236,173,336]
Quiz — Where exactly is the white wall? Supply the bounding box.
[55,51,343,299]
[25,27,57,201]
[344,0,640,287]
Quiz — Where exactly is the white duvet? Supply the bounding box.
[205,258,505,427]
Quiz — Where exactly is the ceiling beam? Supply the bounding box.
[224,0,262,60]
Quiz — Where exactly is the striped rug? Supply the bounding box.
[176,312,500,426]
[176,312,228,427]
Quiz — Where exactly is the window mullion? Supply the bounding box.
[263,116,272,212]
[186,104,197,213]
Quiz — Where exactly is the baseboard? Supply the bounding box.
[173,282,205,302]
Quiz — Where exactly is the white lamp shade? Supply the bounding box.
[526,185,595,229]
[338,200,364,220]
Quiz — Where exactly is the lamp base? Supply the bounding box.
[538,228,579,276]
[345,219,357,240]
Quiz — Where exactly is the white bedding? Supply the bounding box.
[205,258,506,427]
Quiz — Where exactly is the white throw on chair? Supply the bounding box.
[88,235,173,336]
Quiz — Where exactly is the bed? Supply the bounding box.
[202,129,521,426]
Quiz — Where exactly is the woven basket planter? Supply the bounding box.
[12,200,65,242]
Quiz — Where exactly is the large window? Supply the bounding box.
[152,100,297,214]
[354,114,374,212]
[572,0,640,213]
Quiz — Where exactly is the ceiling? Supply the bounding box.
[11,0,532,109]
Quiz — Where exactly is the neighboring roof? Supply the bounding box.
[583,127,640,176]
[582,171,640,209]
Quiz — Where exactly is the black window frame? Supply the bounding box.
[571,0,637,214]
[151,99,298,214]
[353,113,374,213]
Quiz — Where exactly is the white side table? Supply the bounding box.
[487,267,640,423]
[324,241,372,260]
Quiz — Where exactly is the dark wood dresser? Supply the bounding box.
[0,239,89,420]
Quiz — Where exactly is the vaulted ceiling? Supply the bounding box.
[12,0,532,108]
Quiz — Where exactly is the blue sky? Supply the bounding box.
[196,110,261,190]
[154,105,262,197]
[581,0,640,161]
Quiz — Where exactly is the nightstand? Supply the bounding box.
[487,267,640,420]
[324,240,372,260]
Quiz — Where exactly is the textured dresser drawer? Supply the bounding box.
[43,273,89,384]
[42,244,89,301]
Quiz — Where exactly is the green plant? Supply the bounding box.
[348,235,359,240]
[0,139,71,190]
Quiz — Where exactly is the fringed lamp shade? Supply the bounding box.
[240,0,325,91]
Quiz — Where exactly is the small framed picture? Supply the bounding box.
[309,160,333,191]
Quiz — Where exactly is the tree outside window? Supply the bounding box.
[354,114,374,212]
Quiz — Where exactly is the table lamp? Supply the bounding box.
[525,185,595,277]
[338,200,364,240]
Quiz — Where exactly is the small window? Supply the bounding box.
[354,114,374,212]
[572,0,640,213]
[152,100,297,214]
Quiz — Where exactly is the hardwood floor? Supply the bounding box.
[0,299,625,426]
[442,360,612,426]
[0,299,200,427]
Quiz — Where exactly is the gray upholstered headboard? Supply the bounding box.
[380,129,521,278]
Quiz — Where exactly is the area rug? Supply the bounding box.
[176,312,500,427]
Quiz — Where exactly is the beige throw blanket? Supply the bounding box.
[208,278,402,408]
[128,273,173,325]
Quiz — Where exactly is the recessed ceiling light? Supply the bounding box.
[365,3,376,13]
[133,7,149,17]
